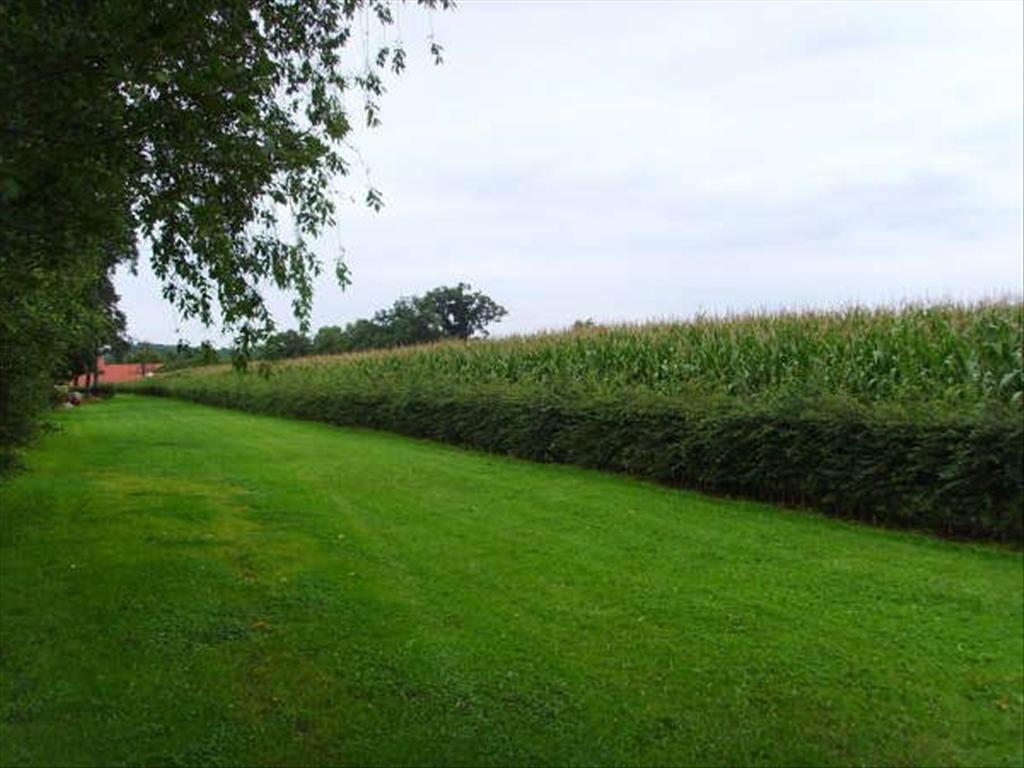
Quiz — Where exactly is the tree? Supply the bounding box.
[126,344,162,365]
[1,0,451,467]
[260,330,312,360]
[126,343,167,377]
[152,341,226,372]
[373,296,444,347]
[309,283,507,356]
[56,273,129,392]
[4,0,450,347]
[344,319,388,351]
[416,283,508,340]
[198,342,221,367]
[313,325,349,355]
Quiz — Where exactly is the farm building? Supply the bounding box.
[71,356,162,387]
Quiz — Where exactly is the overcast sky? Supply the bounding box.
[116,0,1024,344]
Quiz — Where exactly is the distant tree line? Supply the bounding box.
[259,283,507,360]
[91,283,507,373]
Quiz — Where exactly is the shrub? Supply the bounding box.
[130,378,1022,541]
[125,301,1024,540]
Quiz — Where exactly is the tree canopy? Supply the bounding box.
[268,283,508,359]
[262,329,314,361]
[417,283,508,340]
[1,0,451,468]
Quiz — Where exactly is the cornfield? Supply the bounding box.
[169,300,1024,407]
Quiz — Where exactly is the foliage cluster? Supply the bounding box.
[107,340,232,372]
[1,0,448,469]
[1,267,128,469]
[261,282,508,360]
[127,301,1024,539]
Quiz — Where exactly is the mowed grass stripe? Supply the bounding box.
[1,395,1021,767]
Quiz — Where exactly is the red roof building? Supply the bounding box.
[71,356,163,386]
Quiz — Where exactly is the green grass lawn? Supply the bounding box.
[1,395,1021,767]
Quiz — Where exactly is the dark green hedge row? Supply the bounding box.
[126,380,1024,541]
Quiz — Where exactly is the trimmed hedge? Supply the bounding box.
[126,378,1024,541]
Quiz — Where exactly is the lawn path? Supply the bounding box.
[1,395,1021,766]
